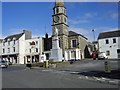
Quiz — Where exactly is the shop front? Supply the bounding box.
[2,54,18,64]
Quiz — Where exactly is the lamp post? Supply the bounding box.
[92,29,96,52]
[92,29,95,42]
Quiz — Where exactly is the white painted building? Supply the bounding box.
[98,30,120,59]
[25,37,44,64]
[0,30,32,64]
[0,30,46,64]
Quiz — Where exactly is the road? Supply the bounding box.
[2,59,119,88]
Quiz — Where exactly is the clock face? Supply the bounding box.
[54,16,59,23]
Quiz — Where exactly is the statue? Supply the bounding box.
[54,27,58,40]
[49,27,63,62]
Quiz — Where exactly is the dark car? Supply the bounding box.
[0,60,8,68]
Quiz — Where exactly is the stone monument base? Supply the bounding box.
[49,48,63,62]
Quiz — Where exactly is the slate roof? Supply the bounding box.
[4,33,24,42]
[98,30,120,39]
[68,31,87,40]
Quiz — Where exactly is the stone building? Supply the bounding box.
[51,0,87,60]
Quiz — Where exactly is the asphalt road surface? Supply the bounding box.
[2,59,119,88]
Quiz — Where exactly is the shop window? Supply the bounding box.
[106,51,110,56]
[8,48,10,53]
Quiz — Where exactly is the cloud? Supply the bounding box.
[102,12,118,19]
[68,19,89,24]
[69,27,89,35]
[68,13,97,25]
[32,34,44,38]
[96,27,118,32]
[84,13,94,18]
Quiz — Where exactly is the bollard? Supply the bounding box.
[104,61,111,73]
[44,61,49,68]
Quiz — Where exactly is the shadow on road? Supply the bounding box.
[70,70,120,80]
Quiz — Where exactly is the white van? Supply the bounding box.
[98,52,108,60]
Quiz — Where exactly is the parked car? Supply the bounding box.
[0,60,8,68]
[98,52,108,60]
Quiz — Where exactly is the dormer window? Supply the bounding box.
[7,39,10,41]
[7,39,10,45]
[2,40,5,46]
[13,38,16,45]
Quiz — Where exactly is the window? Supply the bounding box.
[106,51,110,56]
[64,9,66,14]
[59,40,61,48]
[3,49,5,53]
[30,49,31,53]
[106,39,109,44]
[8,48,10,53]
[72,40,77,48]
[8,41,10,45]
[13,47,15,52]
[3,43,5,46]
[14,40,15,45]
[64,18,66,23]
[56,8,59,13]
[36,41,38,44]
[36,48,38,52]
[113,39,116,43]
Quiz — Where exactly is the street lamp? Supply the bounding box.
[92,29,95,41]
[92,29,96,52]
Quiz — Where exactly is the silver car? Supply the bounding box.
[0,60,8,68]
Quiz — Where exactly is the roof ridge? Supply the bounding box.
[100,30,120,34]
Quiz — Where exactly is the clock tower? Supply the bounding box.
[52,0,69,57]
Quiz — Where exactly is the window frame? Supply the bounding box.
[72,39,77,48]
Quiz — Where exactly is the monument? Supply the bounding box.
[49,27,63,62]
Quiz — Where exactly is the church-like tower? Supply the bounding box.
[52,0,69,57]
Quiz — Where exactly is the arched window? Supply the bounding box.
[56,8,59,13]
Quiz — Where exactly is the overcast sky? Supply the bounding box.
[1,1,118,41]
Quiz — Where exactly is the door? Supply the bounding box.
[117,49,120,58]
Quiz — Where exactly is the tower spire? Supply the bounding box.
[55,0,64,7]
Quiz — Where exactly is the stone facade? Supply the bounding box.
[52,0,87,60]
